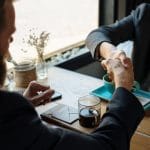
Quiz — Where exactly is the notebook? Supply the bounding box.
[41,103,79,124]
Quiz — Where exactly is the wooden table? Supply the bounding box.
[9,66,150,150]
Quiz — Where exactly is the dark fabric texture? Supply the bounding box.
[86,3,150,90]
[0,0,5,9]
[0,87,144,150]
[126,0,150,15]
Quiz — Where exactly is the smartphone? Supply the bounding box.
[51,91,62,101]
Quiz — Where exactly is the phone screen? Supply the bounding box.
[51,91,62,101]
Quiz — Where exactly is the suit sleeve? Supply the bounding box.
[53,88,144,150]
[0,88,144,150]
[90,87,144,150]
[85,3,149,59]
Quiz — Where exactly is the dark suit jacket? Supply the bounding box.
[0,88,144,150]
[86,3,150,89]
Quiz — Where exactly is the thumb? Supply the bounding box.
[101,59,113,72]
[30,89,54,106]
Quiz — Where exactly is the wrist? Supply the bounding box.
[99,42,117,59]
[115,82,132,91]
[116,86,132,91]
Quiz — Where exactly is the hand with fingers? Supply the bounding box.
[101,58,134,91]
[23,81,54,106]
[99,42,130,68]
[109,50,129,68]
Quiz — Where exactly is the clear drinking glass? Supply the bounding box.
[78,95,101,128]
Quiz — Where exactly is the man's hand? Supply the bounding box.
[110,50,129,68]
[99,42,129,68]
[101,58,134,91]
[23,81,54,106]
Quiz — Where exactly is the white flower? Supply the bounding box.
[26,30,50,59]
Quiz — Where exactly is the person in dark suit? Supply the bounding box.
[0,0,144,150]
[0,0,54,106]
[86,3,150,91]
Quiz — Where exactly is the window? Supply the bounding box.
[10,0,98,61]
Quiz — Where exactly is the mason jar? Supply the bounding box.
[14,59,37,88]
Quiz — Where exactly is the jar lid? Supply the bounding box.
[14,59,35,71]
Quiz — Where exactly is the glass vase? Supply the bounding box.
[36,54,48,80]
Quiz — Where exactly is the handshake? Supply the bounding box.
[22,51,134,107]
[101,51,134,91]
